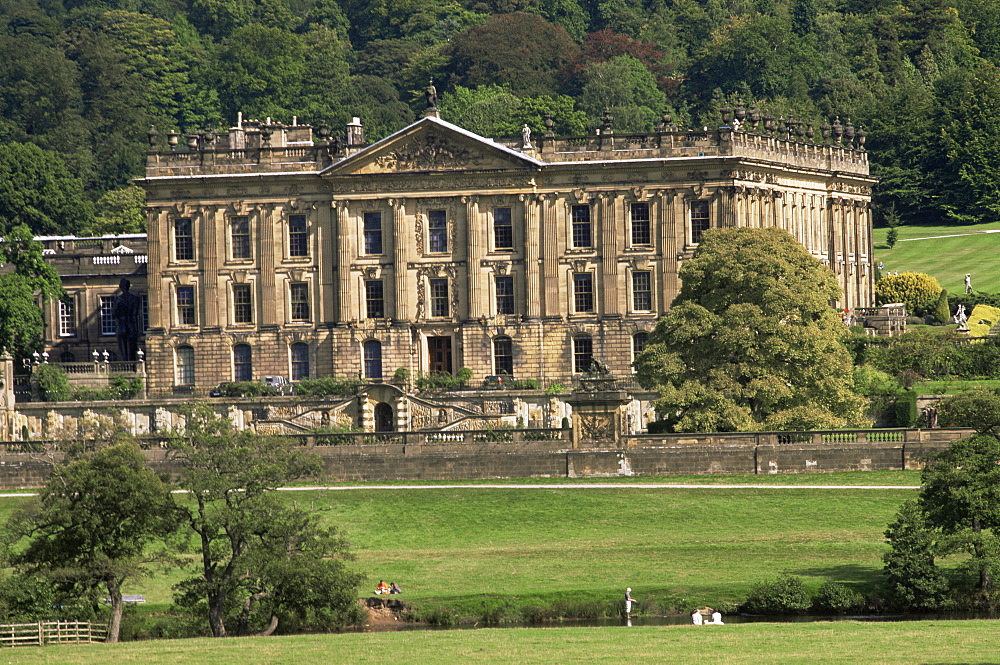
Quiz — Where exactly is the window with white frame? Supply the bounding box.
[233,344,252,382]
[290,283,310,321]
[493,207,513,250]
[289,214,308,257]
[630,202,651,245]
[363,339,383,380]
[493,336,514,376]
[430,278,449,317]
[231,216,251,260]
[573,273,594,313]
[573,336,593,373]
[428,210,448,253]
[631,271,652,311]
[176,286,196,326]
[495,275,514,315]
[291,342,309,380]
[233,284,252,324]
[176,345,195,385]
[690,200,710,244]
[59,298,77,337]
[571,204,592,248]
[366,280,384,319]
[100,296,116,335]
[363,212,383,255]
[174,218,194,261]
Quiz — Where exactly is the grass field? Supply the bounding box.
[0,473,918,616]
[872,221,1000,293]
[6,620,1000,665]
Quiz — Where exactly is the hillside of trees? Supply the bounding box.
[3,0,1000,234]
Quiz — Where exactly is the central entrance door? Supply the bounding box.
[428,336,453,374]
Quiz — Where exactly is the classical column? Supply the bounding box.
[201,205,221,328]
[463,196,482,319]
[334,200,352,323]
[390,198,408,322]
[522,194,541,319]
[600,192,621,316]
[147,207,166,329]
[259,204,278,325]
[661,190,680,311]
[540,194,562,318]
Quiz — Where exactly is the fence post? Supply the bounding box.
[37,620,43,646]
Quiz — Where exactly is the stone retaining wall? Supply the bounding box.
[0,431,968,489]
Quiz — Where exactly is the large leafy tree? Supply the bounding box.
[170,407,363,637]
[635,227,865,432]
[0,142,93,236]
[5,441,178,642]
[0,224,64,358]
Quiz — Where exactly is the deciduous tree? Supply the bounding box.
[5,442,178,642]
[170,407,364,637]
[634,227,865,432]
[0,224,64,359]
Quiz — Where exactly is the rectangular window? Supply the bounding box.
[573,337,593,373]
[290,283,310,321]
[495,275,515,315]
[691,200,711,244]
[289,214,308,257]
[631,202,651,245]
[493,207,513,250]
[366,280,385,319]
[233,344,252,382]
[174,218,193,261]
[430,278,449,317]
[233,284,253,324]
[176,286,196,326]
[140,294,149,332]
[176,346,195,385]
[573,273,594,313]
[100,296,116,335]
[632,271,652,311]
[494,337,514,376]
[363,212,383,255]
[571,205,592,248]
[231,216,250,259]
[428,210,448,253]
[59,299,77,337]
[291,343,310,380]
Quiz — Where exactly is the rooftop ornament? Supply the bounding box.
[167,130,180,150]
[147,126,159,148]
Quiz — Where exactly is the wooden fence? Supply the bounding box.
[0,621,107,647]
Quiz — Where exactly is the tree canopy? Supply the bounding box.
[0,225,64,358]
[634,227,865,432]
[169,406,363,637]
[5,441,178,642]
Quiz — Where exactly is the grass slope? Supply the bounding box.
[873,222,1000,293]
[7,621,1000,665]
[32,474,915,614]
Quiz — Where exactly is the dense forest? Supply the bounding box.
[3,0,1000,235]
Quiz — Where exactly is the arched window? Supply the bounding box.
[363,339,383,380]
[176,345,195,385]
[573,336,593,373]
[290,342,309,380]
[233,344,252,382]
[493,336,513,376]
[632,332,649,359]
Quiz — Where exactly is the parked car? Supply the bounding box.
[482,375,508,389]
[263,376,289,395]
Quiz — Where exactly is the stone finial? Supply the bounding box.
[856,126,867,148]
[763,113,776,133]
[167,130,180,150]
[820,121,831,141]
[544,112,555,137]
[806,123,814,140]
[601,108,614,134]
[844,117,856,146]
[832,116,844,144]
[147,125,159,148]
[749,107,760,130]
[777,116,787,136]
[734,102,746,123]
[720,105,733,124]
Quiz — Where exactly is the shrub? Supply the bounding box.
[893,390,917,427]
[392,367,410,382]
[295,376,364,396]
[875,272,943,315]
[509,378,540,390]
[34,363,71,402]
[812,581,865,614]
[934,289,951,325]
[545,382,568,395]
[886,227,898,249]
[214,381,276,397]
[415,371,470,392]
[740,575,812,615]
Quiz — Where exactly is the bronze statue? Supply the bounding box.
[113,278,142,361]
[426,80,438,109]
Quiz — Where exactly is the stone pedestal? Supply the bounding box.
[565,385,632,449]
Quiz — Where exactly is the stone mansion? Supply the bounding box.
[41,111,876,395]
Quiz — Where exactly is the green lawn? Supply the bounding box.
[7,621,1000,665]
[40,474,917,616]
[873,222,1000,293]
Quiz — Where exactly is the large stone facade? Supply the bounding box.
[137,113,875,396]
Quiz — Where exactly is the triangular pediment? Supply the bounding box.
[322,117,541,177]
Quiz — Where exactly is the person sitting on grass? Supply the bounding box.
[390,582,402,594]
[376,580,389,595]
[691,609,703,625]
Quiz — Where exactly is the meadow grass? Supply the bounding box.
[6,620,1000,665]
[872,221,1000,293]
[25,474,916,617]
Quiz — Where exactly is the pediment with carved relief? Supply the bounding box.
[323,118,538,176]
